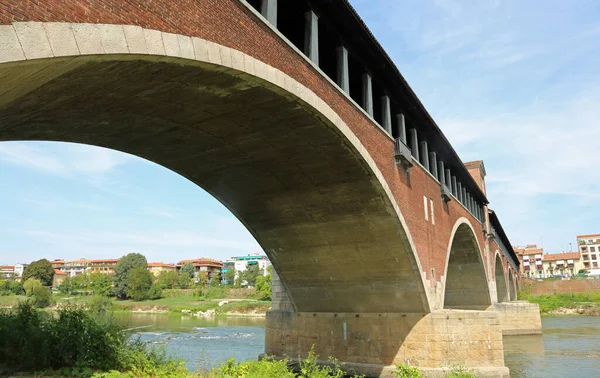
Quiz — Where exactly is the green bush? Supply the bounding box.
[87,295,114,316]
[196,286,226,300]
[446,365,477,378]
[32,286,52,308]
[148,284,163,300]
[23,278,42,297]
[126,267,153,301]
[0,302,181,375]
[393,363,422,377]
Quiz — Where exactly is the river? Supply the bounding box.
[117,313,600,377]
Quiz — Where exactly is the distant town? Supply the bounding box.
[0,253,272,290]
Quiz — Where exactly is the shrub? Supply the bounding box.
[126,268,153,301]
[147,284,163,300]
[393,363,422,378]
[87,295,114,316]
[32,286,52,308]
[23,277,42,297]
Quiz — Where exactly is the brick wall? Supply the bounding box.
[530,279,600,296]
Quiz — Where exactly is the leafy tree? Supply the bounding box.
[126,267,153,301]
[147,284,163,300]
[23,259,54,286]
[58,276,74,294]
[32,286,52,308]
[240,265,261,287]
[210,274,222,287]
[113,253,148,299]
[9,280,24,295]
[156,270,179,290]
[180,262,195,279]
[255,266,272,300]
[89,272,112,296]
[178,274,192,289]
[224,267,236,285]
[24,278,42,297]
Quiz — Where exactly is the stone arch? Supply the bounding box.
[494,252,509,302]
[442,218,491,310]
[0,22,430,313]
[508,269,517,301]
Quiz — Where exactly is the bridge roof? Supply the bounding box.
[313,0,489,204]
[489,210,519,266]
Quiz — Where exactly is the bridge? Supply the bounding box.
[0,0,540,376]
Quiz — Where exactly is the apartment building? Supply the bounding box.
[177,258,223,282]
[515,244,583,278]
[0,266,14,278]
[147,262,176,276]
[61,258,119,276]
[514,245,545,277]
[222,254,271,284]
[578,234,600,272]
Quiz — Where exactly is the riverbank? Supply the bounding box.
[0,293,271,316]
[519,291,600,315]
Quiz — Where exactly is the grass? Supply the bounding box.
[518,290,600,314]
[0,292,271,315]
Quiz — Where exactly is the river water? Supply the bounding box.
[117,313,600,377]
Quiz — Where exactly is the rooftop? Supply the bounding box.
[577,234,600,239]
[543,252,580,262]
[148,262,175,268]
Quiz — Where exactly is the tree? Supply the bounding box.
[32,286,52,308]
[210,274,222,287]
[255,266,272,300]
[224,268,236,285]
[9,280,23,295]
[156,270,179,290]
[58,276,73,294]
[178,274,192,289]
[126,267,153,301]
[23,259,54,286]
[240,265,261,287]
[89,272,112,296]
[24,278,42,297]
[180,262,195,279]
[113,253,148,299]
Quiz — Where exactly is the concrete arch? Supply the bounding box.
[494,252,509,303]
[442,218,491,310]
[508,269,517,301]
[0,22,430,313]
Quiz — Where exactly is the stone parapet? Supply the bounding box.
[265,309,509,377]
[491,301,542,335]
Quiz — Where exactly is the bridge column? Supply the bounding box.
[451,175,457,197]
[381,95,392,135]
[438,161,445,185]
[304,10,319,64]
[336,46,349,93]
[409,128,419,160]
[361,72,373,116]
[429,151,438,180]
[420,141,429,171]
[457,182,463,202]
[260,0,277,27]
[397,113,407,144]
[445,169,452,189]
[265,310,509,377]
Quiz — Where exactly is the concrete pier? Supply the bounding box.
[492,301,543,336]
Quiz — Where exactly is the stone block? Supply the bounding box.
[123,25,147,54]
[162,32,181,57]
[13,22,53,59]
[177,35,194,59]
[99,24,128,54]
[143,29,165,55]
[0,25,25,63]
[72,24,103,54]
[44,23,79,57]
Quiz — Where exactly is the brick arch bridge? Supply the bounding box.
[0,1,532,376]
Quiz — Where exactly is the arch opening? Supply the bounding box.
[508,270,517,301]
[443,221,491,310]
[0,49,429,313]
[495,253,509,303]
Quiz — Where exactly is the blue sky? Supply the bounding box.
[1,0,599,265]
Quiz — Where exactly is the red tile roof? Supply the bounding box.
[54,269,68,276]
[147,262,175,268]
[0,266,15,270]
[543,252,580,261]
[577,234,600,239]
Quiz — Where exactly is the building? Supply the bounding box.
[13,263,27,278]
[147,262,176,276]
[177,258,223,283]
[52,269,68,289]
[577,234,600,271]
[51,259,65,269]
[514,245,545,277]
[61,258,119,276]
[514,245,583,278]
[222,254,271,284]
[0,266,15,279]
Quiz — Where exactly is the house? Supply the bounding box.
[147,262,176,276]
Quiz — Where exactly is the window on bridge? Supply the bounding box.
[444,223,491,310]
[317,20,340,85]
[348,53,364,105]
[371,80,384,126]
[246,0,261,13]
[276,0,309,53]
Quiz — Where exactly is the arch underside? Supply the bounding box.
[0,55,428,313]
[444,223,491,310]
[508,270,517,301]
[495,254,508,303]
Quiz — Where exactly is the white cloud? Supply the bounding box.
[0,142,130,177]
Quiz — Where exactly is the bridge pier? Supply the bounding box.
[490,301,542,336]
[267,272,509,377]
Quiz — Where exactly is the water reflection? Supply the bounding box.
[504,317,600,378]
